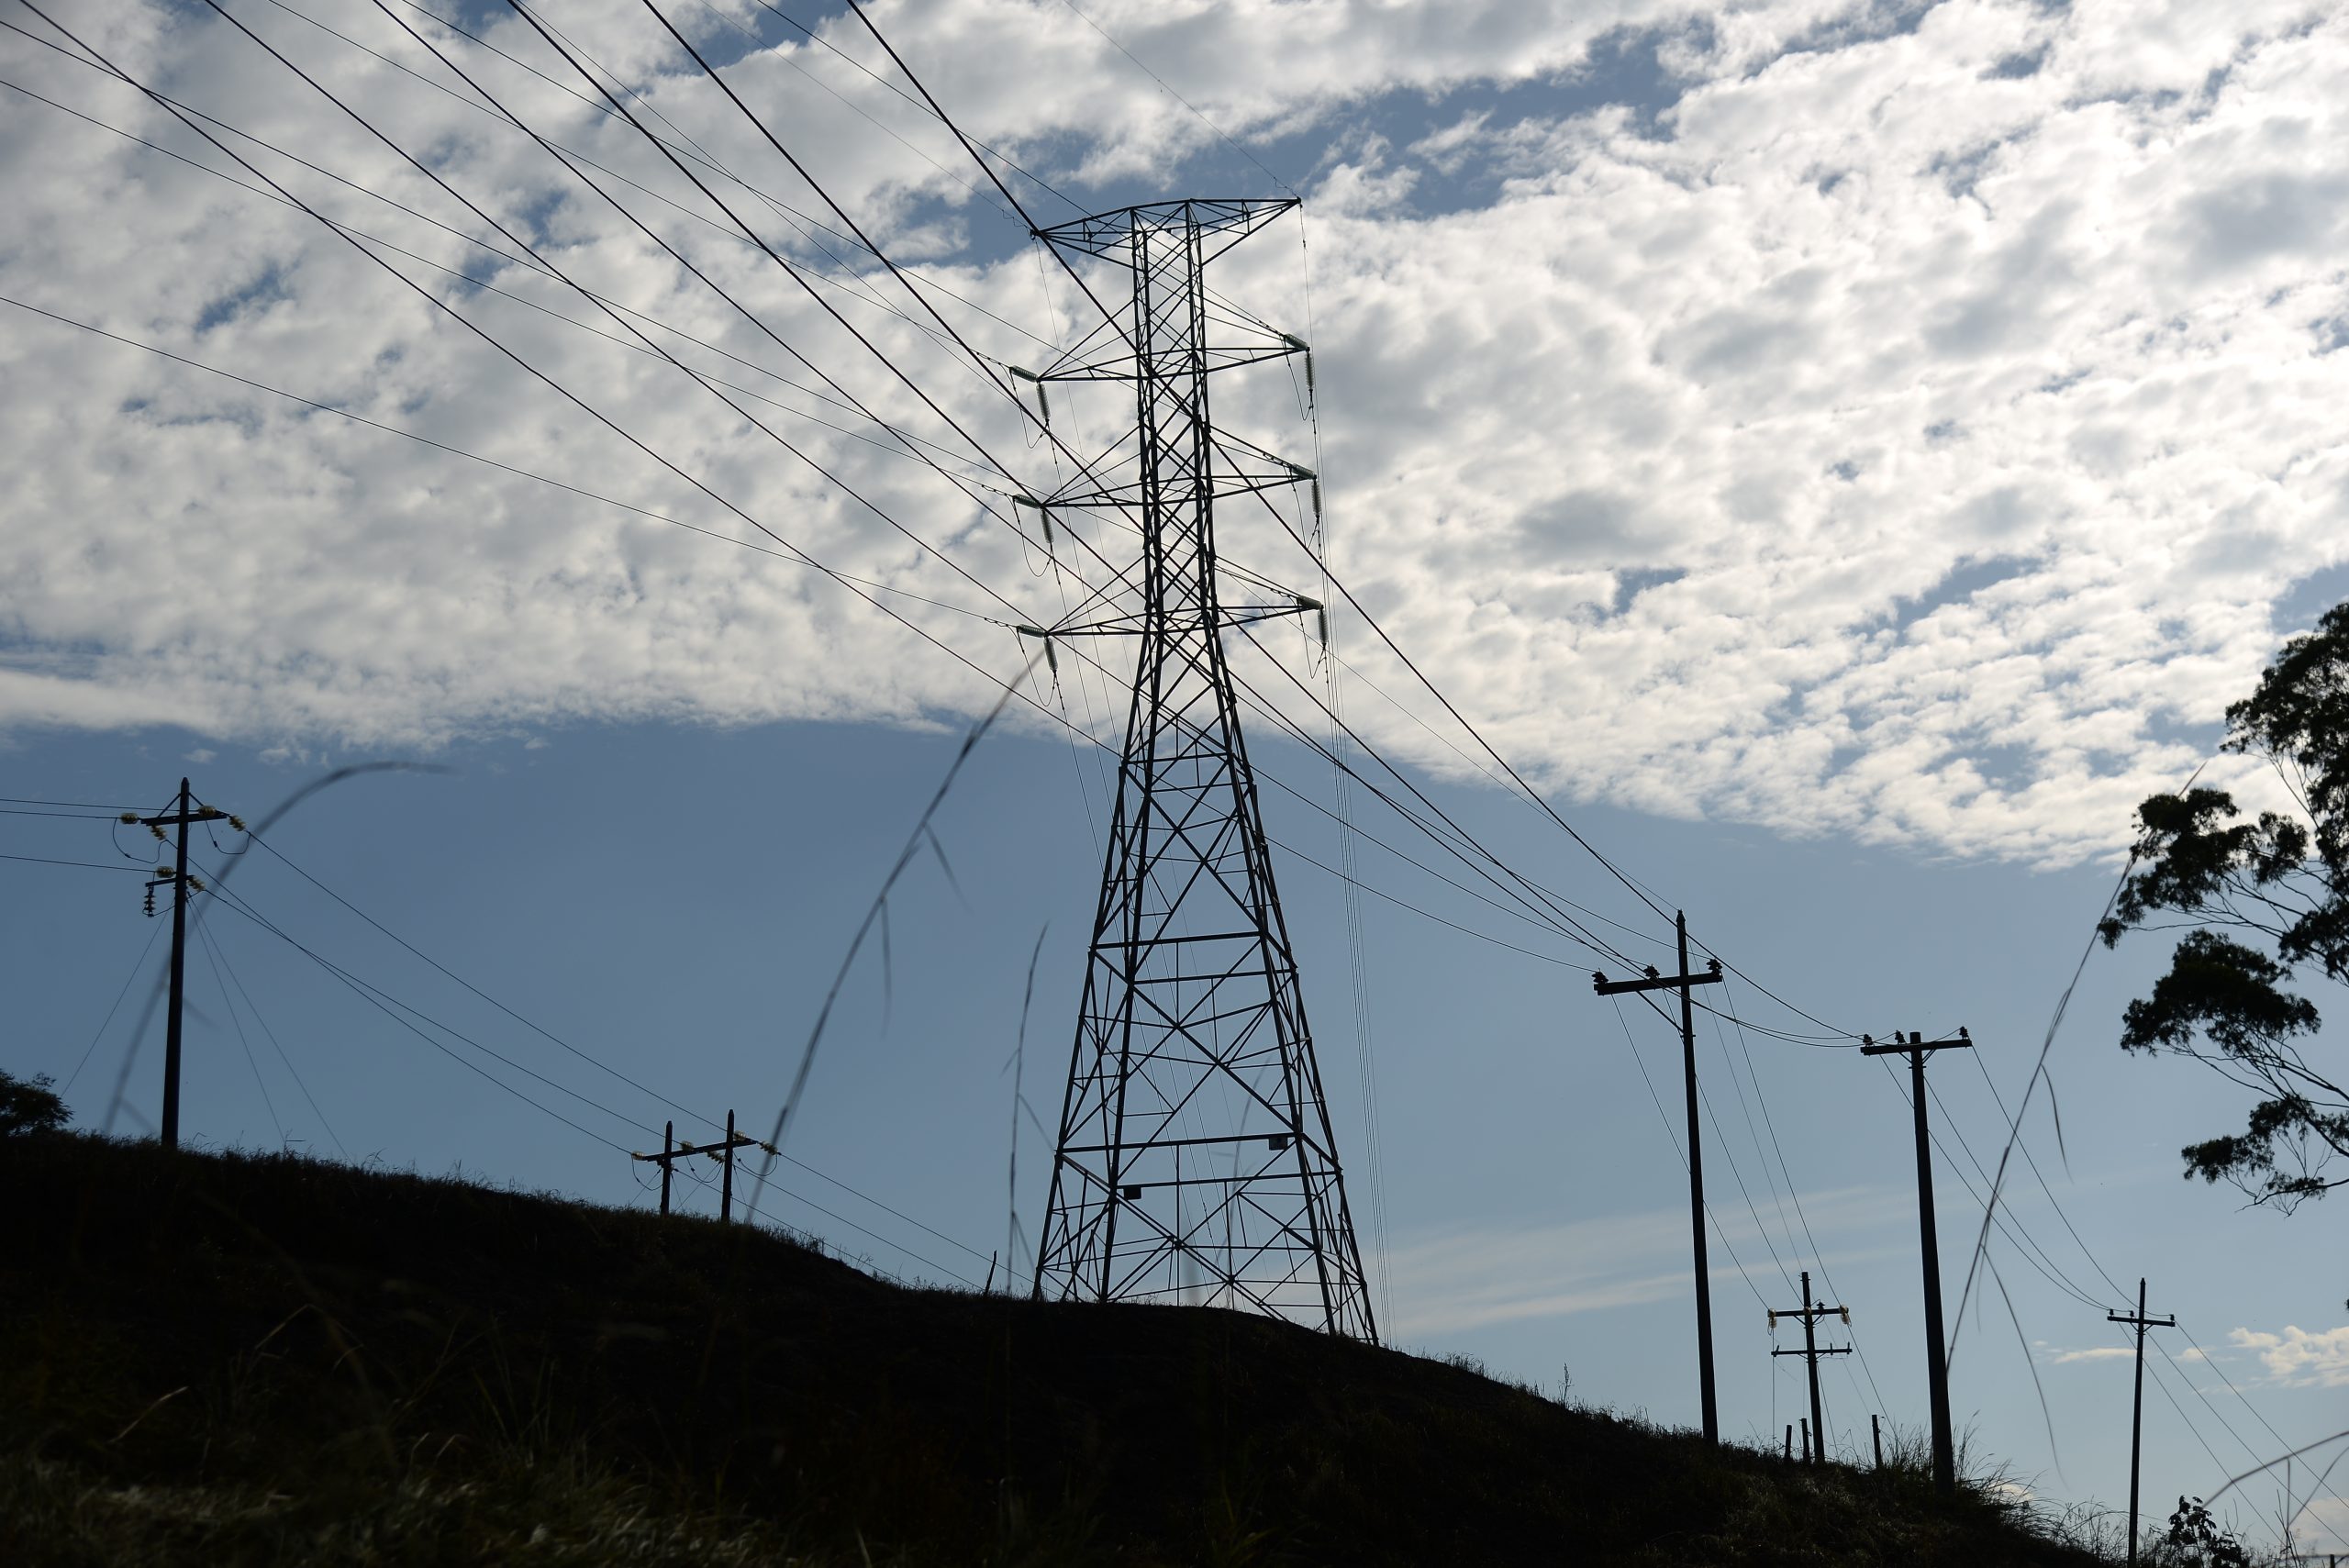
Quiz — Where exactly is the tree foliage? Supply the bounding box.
[2101,604,2349,1212]
[0,1070,70,1139]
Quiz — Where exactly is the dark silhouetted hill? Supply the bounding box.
[1,1133,2112,1564]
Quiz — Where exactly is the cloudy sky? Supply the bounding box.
[5,0,2347,1551]
[8,0,2348,861]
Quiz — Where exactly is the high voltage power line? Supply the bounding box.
[11,2,1117,777]
[206,0,1104,622]
[260,0,1059,352]
[0,17,1023,372]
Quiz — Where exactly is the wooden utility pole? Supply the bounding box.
[1860,1028,1972,1496]
[631,1110,763,1220]
[1595,913,1725,1442]
[1871,1412,1884,1470]
[2108,1277,2175,1567]
[647,1121,675,1213]
[130,779,228,1151]
[720,1109,738,1221]
[1770,1269,1853,1462]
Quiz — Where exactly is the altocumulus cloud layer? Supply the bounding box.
[4,0,2346,862]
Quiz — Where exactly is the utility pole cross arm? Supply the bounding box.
[1858,1029,1972,1057]
[1591,961,1722,995]
[137,806,228,827]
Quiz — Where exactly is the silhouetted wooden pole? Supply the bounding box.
[1803,1282,1822,1462]
[2108,1276,2174,1567]
[632,1113,758,1218]
[1872,1412,1883,1470]
[1594,913,1724,1443]
[163,777,190,1148]
[1770,1269,1851,1464]
[134,779,226,1151]
[1860,1029,1972,1496]
[721,1108,737,1222]
[1675,914,1717,1445]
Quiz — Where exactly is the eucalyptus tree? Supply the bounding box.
[2101,605,2349,1213]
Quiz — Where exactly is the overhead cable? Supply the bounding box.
[12,0,1080,781]
[201,917,349,1156]
[191,0,1065,639]
[0,295,1002,628]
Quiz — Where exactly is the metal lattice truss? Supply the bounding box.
[1030,199,1377,1342]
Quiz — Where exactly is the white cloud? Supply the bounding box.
[2045,1344,2134,1364]
[1384,1184,1904,1335]
[2228,1323,2349,1387]
[2296,1492,2349,1553]
[0,669,198,732]
[6,0,2349,863]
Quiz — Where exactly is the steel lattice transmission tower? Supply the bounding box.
[1030,197,1377,1341]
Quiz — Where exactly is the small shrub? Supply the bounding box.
[0,1071,69,1138]
[2160,1496,2253,1567]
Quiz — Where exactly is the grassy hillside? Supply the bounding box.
[1,1133,2115,1565]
